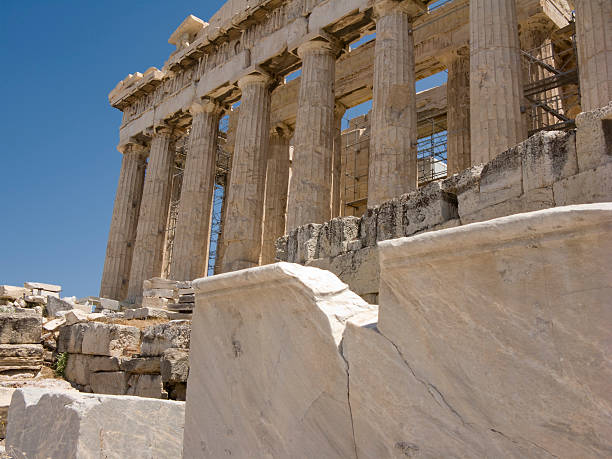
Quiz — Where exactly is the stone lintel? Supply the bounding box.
[168,15,207,48]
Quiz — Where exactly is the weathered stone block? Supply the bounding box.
[24,282,61,292]
[553,162,612,206]
[57,323,87,354]
[90,371,130,395]
[376,204,612,457]
[292,223,322,263]
[521,130,578,191]
[185,263,377,458]
[0,313,41,344]
[160,348,189,383]
[141,296,169,308]
[124,307,168,320]
[575,102,612,171]
[141,320,191,357]
[6,389,184,458]
[64,354,121,386]
[0,286,29,301]
[0,344,43,372]
[99,297,120,311]
[397,181,458,237]
[81,322,141,357]
[479,145,523,206]
[317,217,360,259]
[359,207,378,247]
[461,187,555,225]
[376,198,400,241]
[120,356,161,374]
[127,374,163,399]
[64,309,89,325]
[46,296,78,317]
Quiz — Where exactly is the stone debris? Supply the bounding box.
[124,307,169,320]
[141,320,190,357]
[5,388,185,458]
[0,286,29,302]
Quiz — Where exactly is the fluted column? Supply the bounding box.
[574,0,612,111]
[444,48,471,175]
[100,143,147,300]
[286,39,337,230]
[368,1,418,207]
[219,73,271,273]
[470,0,526,165]
[261,125,292,265]
[127,126,177,302]
[332,103,346,217]
[169,100,223,281]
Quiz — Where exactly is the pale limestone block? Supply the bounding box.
[24,295,46,305]
[143,278,178,290]
[90,371,130,395]
[57,323,87,354]
[0,313,41,345]
[461,187,555,225]
[99,297,120,311]
[46,296,78,317]
[64,354,121,387]
[521,131,578,191]
[0,286,29,301]
[126,374,163,398]
[575,102,612,171]
[80,322,141,357]
[141,320,191,357]
[184,263,377,458]
[288,223,322,264]
[124,307,169,320]
[142,288,175,298]
[553,162,612,206]
[377,204,612,458]
[23,282,61,292]
[6,389,184,458]
[119,357,161,375]
[141,296,170,308]
[42,317,65,332]
[478,147,523,207]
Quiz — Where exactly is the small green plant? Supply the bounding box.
[54,352,68,378]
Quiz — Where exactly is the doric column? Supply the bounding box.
[443,48,471,176]
[470,0,526,165]
[368,0,419,208]
[127,126,177,302]
[261,124,292,265]
[169,100,223,282]
[100,143,147,300]
[287,39,338,230]
[332,103,346,218]
[219,73,271,273]
[574,0,612,111]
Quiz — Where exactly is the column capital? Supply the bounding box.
[189,98,225,116]
[237,72,272,90]
[372,0,425,21]
[334,101,348,118]
[120,142,148,157]
[297,38,341,59]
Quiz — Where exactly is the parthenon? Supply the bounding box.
[100,0,611,303]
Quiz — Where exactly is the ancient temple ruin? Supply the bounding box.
[100,0,610,304]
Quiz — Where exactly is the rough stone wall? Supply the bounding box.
[278,104,612,301]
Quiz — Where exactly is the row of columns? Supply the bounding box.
[102,0,612,302]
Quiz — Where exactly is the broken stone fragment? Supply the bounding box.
[124,307,168,320]
[141,296,169,308]
[46,296,78,317]
[23,282,61,293]
[99,297,120,311]
[23,295,46,305]
[42,317,65,332]
[64,309,89,326]
[0,344,43,373]
[5,388,184,457]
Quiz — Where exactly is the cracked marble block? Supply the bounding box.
[377,204,612,458]
[184,263,377,458]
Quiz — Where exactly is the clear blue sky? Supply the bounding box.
[1,1,446,299]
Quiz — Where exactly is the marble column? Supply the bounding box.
[368,0,418,208]
[574,0,612,112]
[169,100,223,282]
[444,48,471,176]
[470,0,526,165]
[219,73,271,273]
[261,125,292,265]
[127,126,177,302]
[99,143,147,300]
[332,103,346,218]
[286,39,337,230]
